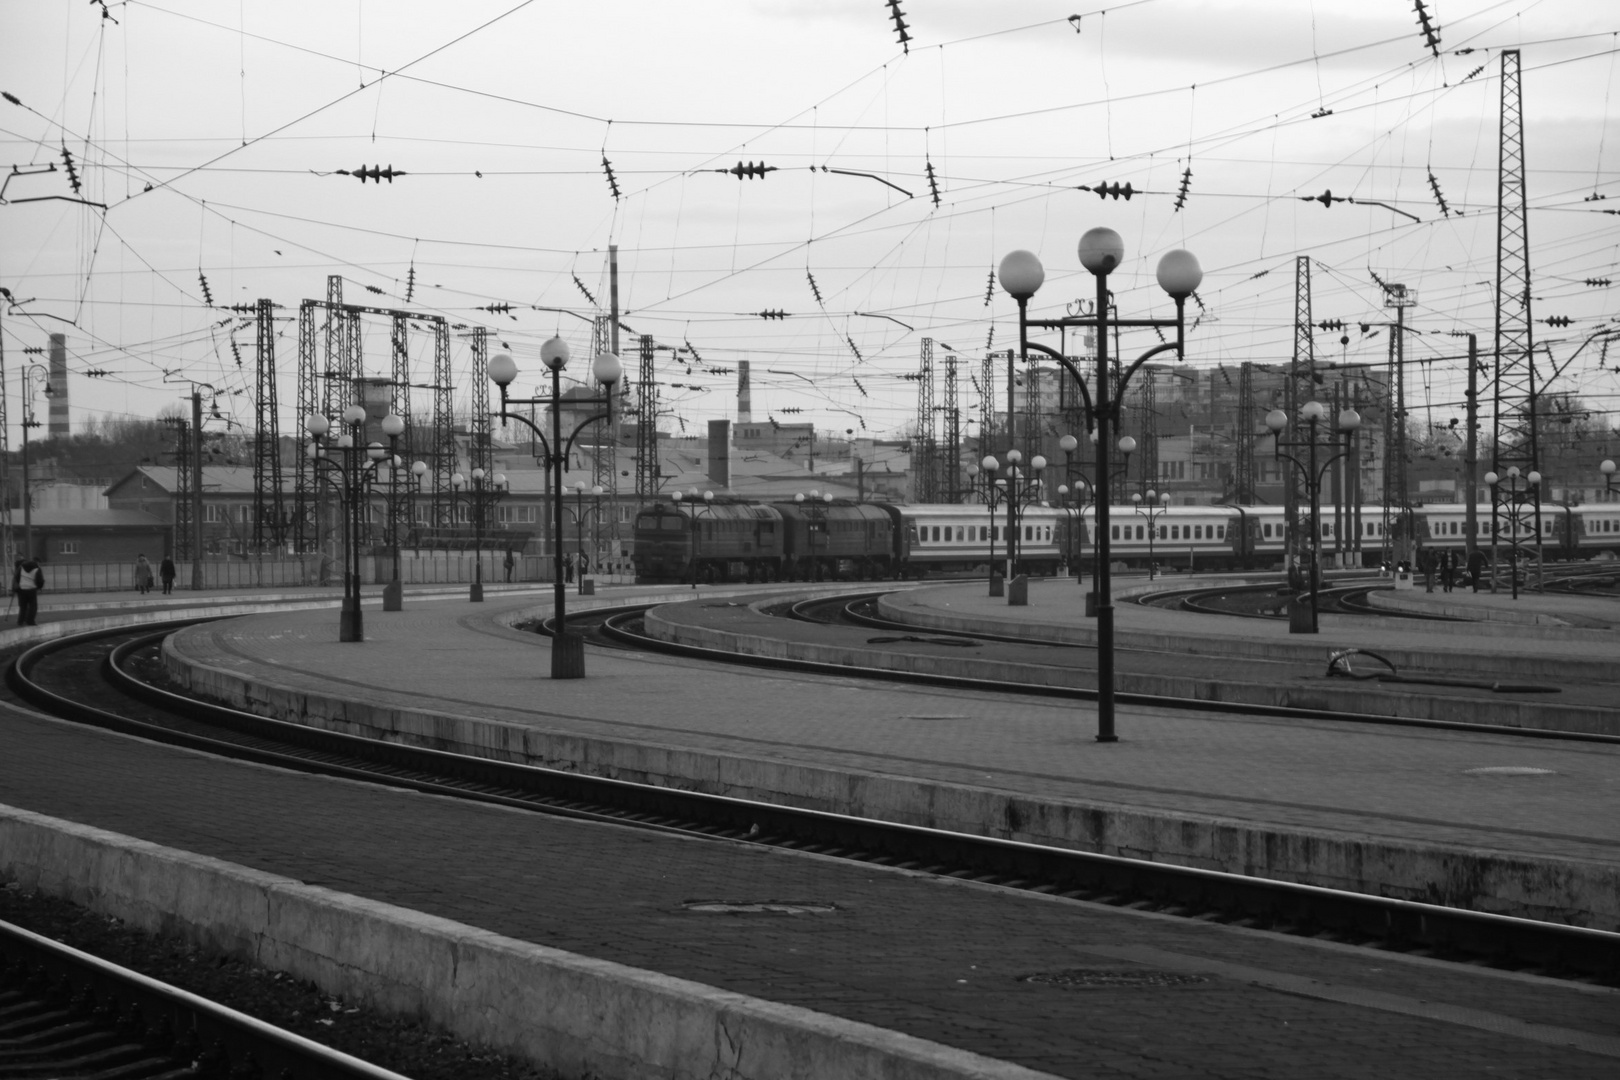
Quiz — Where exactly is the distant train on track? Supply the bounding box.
[631,497,1620,584]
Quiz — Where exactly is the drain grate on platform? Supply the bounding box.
[1019,969,1208,989]
[1464,766,1557,777]
[681,899,840,915]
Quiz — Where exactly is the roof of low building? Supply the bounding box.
[27,508,169,529]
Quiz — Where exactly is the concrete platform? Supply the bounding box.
[2,584,1617,1078]
[160,588,1620,931]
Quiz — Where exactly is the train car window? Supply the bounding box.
[1216,526,1224,540]
[1263,523,1272,538]
[1045,526,1052,541]
[1111,525,1120,540]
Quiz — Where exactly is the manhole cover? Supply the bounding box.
[1019,969,1207,989]
[1464,766,1557,777]
[681,900,839,915]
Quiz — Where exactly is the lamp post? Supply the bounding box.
[304,404,378,642]
[572,480,604,592]
[1130,490,1170,579]
[1600,459,1616,499]
[487,340,621,678]
[379,412,406,611]
[19,363,52,561]
[1484,465,1541,600]
[451,466,501,602]
[792,489,834,580]
[672,488,716,585]
[1000,230,1202,742]
[1265,401,1361,632]
[978,452,1045,600]
[966,459,1005,593]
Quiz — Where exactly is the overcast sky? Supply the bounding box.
[2,0,1616,454]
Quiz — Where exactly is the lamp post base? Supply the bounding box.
[988,574,1004,598]
[470,581,484,603]
[551,631,586,679]
[339,597,363,642]
[1287,597,1318,634]
[1084,590,1098,618]
[383,579,402,612]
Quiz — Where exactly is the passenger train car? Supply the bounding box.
[632,498,1620,584]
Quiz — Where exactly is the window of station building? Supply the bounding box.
[58,540,78,555]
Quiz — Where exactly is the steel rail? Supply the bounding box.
[0,917,412,1079]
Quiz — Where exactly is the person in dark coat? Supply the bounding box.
[159,555,177,594]
[1468,549,1488,591]
[13,557,43,626]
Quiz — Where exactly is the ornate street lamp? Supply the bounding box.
[305,404,377,642]
[1130,490,1171,579]
[487,339,621,678]
[1001,230,1202,742]
[673,488,717,585]
[1266,401,1361,631]
[1484,466,1542,600]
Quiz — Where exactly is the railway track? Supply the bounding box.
[0,914,409,1079]
[10,622,1618,988]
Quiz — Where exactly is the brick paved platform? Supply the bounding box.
[3,584,1618,1077]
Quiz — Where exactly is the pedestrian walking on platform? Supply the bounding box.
[159,555,176,594]
[13,557,42,626]
[133,554,154,595]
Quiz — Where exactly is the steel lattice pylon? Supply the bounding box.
[980,352,997,455]
[634,335,658,501]
[1492,47,1542,588]
[430,322,455,528]
[251,299,285,553]
[915,338,936,502]
[942,355,960,502]
[1284,255,1314,569]
[467,327,498,549]
[389,314,413,551]
[171,418,193,562]
[1235,362,1255,504]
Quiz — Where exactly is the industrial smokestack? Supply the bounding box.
[48,333,69,437]
[737,360,752,424]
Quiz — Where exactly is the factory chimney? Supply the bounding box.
[737,361,752,424]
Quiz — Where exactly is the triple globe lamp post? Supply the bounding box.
[999,227,1202,743]
[1484,465,1542,600]
[1264,400,1361,633]
[487,338,622,678]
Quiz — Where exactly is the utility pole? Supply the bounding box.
[1464,334,1480,558]
[191,390,204,589]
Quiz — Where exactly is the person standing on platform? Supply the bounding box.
[1468,549,1488,592]
[159,555,177,594]
[13,557,42,626]
[133,554,154,595]
[1440,550,1455,593]
[504,548,515,583]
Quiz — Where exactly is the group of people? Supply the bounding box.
[1414,548,1492,592]
[132,553,177,595]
